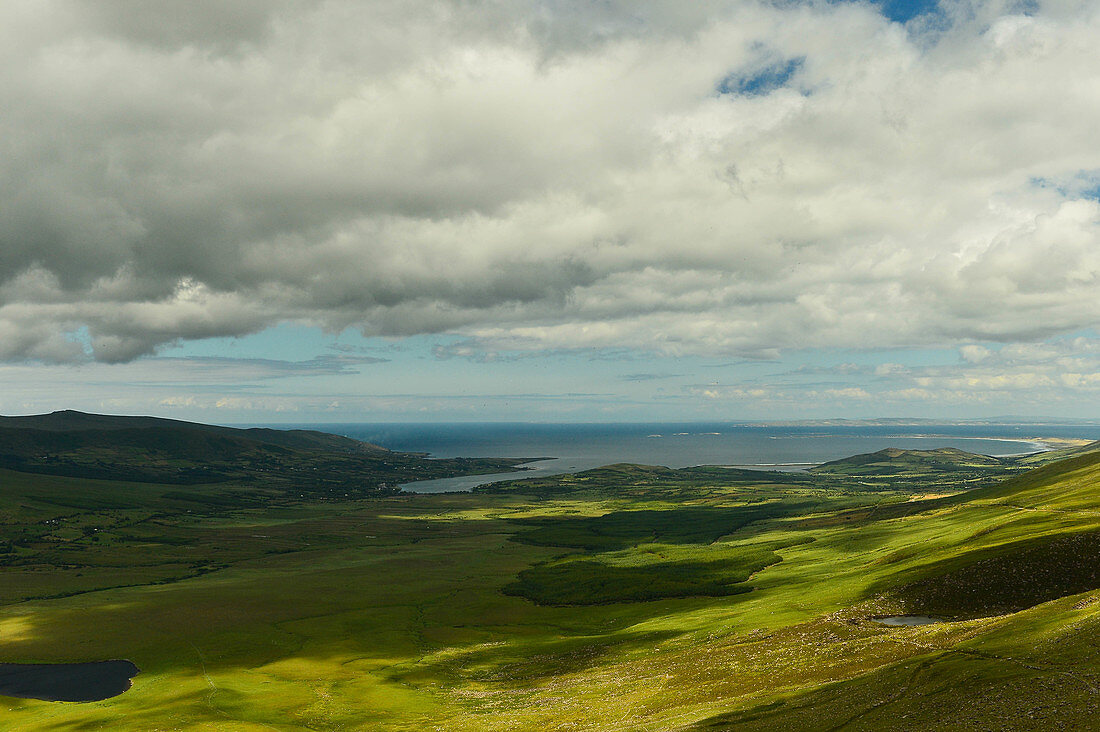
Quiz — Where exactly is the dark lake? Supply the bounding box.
[874,616,944,626]
[0,660,139,702]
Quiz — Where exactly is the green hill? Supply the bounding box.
[811,446,1006,474]
[0,410,384,454]
[0,411,523,494]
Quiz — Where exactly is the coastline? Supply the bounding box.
[399,430,1095,493]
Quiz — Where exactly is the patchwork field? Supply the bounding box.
[2,431,1100,729]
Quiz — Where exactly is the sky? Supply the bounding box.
[4,0,1100,423]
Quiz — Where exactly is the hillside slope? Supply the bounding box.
[0,410,383,454]
[0,411,524,493]
[688,447,1100,729]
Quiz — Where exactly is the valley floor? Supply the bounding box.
[2,450,1100,729]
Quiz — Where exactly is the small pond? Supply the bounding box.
[874,615,945,627]
[0,660,139,702]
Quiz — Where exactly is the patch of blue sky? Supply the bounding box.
[1030,170,1100,201]
[161,323,390,362]
[825,0,939,24]
[769,346,961,371]
[159,322,972,384]
[64,325,93,354]
[717,57,803,97]
[848,0,1036,27]
[871,0,939,23]
[142,324,1100,422]
[1049,328,1100,343]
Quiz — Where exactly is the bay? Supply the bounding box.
[276,422,1100,493]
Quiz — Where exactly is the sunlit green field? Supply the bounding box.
[3,450,1100,729]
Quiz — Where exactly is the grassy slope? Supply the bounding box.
[1,449,1100,728]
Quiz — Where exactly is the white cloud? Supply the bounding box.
[875,362,908,376]
[876,336,1100,401]
[960,345,991,363]
[821,387,871,400]
[2,1,1100,362]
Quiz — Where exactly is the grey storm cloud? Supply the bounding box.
[3,0,1100,362]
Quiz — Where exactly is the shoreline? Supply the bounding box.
[400,432,1093,493]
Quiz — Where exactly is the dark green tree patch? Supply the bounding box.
[505,546,782,605]
[510,504,815,551]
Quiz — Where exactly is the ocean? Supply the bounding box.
[275,422,1100,493]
